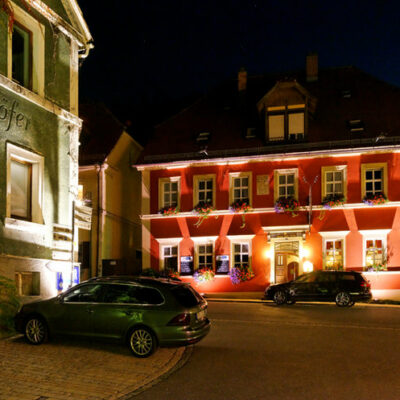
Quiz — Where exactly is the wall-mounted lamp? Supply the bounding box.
[303,260,314,272]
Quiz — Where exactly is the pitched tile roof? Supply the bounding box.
[79,103,125,166]
[140,66,400,164]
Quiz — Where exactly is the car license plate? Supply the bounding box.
[197,310,206,321]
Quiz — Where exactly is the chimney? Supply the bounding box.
[306,53,318,82]
[238,67,247,92]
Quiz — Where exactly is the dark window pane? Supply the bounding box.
[12,24,31,88]
[171,285,202,307]
[135,287,164,305]
[63,284,102,303]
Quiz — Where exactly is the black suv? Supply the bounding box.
[264,270,372,307]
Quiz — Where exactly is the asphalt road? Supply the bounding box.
[134,301,400,400]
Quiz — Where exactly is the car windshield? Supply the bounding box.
[171,285,203,307]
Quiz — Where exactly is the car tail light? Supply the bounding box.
[361,281,371,289]
[167,313,191,326]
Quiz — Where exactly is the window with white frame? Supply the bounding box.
[321,166,347,200]
[193,174,215,206]
[361,163,387,200]
[365,169,383,195]
[274,169,298,201]
[163,246,178,272]
[324,239,344,270]
[365,239,384,268]
[229,172,251,205]
[7,2,45,95]
[325,171,343,196]
[7,143,44,224]
[197,244,214,270]
[159,177,180,209]
[278,173,295,197]
[157,238,182,272]
[10,158,32,220]
[233,243,249,268]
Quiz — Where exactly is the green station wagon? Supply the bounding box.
[15,276,211,357]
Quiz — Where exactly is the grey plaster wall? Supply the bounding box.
[45,26,71,110]
[0,13,6,76]
[0,87,72,259]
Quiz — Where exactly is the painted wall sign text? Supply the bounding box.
[0,97,31,132]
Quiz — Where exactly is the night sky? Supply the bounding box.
[78,0,400,136]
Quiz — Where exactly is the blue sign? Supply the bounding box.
[73,265,80,285]
[56,272,63,291]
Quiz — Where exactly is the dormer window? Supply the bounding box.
[267,105,305,141]
[196,132,210,142]
[342,89,352,98]
[246,128,256,139]
[348,120,364,133]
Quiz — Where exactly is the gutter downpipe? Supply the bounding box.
[95,163,105,277]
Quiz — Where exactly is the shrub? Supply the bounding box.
[0,275,20,333]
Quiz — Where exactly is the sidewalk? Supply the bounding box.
[204,291,400,307]
[0,335,188,400]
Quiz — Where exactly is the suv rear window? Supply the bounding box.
[171,285,202,307]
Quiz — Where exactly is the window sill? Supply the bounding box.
[179,274,229,278]
[5,217,45,234]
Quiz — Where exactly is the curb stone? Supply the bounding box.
[206,297,400,308]
[122,345,193,399]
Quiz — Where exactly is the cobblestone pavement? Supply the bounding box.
[0,335,185,400]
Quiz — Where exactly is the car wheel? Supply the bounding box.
[335,291,352,307]
[128,327,157,358]
[24,316,48,345]
[273,290,287,305]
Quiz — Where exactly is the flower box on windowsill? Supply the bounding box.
[363,264,387,272]
[193,268,215,283]
[159,205,179,216]
[322,194,346,210]
[193,201,216,227]
[274,197,300,217]
[229,265,255,285]
[229,199,251,228]
[230,199,251,213]
[362,193,388,206]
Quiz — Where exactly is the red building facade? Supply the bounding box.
[138,56,400,298]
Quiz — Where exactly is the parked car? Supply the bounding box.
[264,270,372,307]
[15,276,210,357]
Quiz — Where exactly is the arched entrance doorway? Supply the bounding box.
[274,241,300,283]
